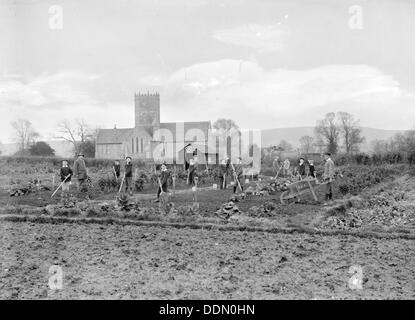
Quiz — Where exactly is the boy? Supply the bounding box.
[232,157,244,194]
[283,159,290,176]
[298,158,306,178]
[155,164,170,202]
[60,160,73,201]
[112,160,121,180]
[323,152,335,205]
[308,159,316,178]
[124,156,133,195]
[187,158,196,185]
[219,158,228,189]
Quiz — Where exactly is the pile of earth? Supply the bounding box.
[320,187,415,231]
[9,179,51,197]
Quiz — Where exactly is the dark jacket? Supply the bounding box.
[159,170,170,186]
[219,164,228,176]
[60,167,73,182]
[298,163,306,176]
[73,158,87,180]
[125,163,133,178]
[113,164,121,178]
[309,164,315,177]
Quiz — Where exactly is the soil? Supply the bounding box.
[1,221,413,300]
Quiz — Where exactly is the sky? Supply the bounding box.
[1,0,415,143]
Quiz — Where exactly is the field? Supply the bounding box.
[0,157,414,299]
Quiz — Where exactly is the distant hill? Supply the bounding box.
[261,127,405,152]
[0,140,74,158]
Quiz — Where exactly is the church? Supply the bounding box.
[95,92,219,164]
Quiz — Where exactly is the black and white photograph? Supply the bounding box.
[0,0,414,304]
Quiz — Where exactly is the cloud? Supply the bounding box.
[160,59,409,129]
[212,23,291,53]
[0,71,102,110]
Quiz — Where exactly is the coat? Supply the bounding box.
[159,170,170,186]
[323,158,335,180]
[233,163,243,179]
[73,158,87,180]
[60,166,73,182]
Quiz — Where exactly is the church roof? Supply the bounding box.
[159,121,211,135]
[96,128,133,144]
[96,121,211,144]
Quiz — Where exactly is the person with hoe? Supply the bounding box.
[322,152,336,206]
[124,156,133,196]
[59,160,73,202]
[155,163,170,203]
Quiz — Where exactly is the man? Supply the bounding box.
[155,163,170,202]
[219,158,228,189]
[73,153,88,194]
[232,157,244,194]
[60,160,73,202]
[112,160,121,180]
[323,152,336,205]
[124,156,133,195]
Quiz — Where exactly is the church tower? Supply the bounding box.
[134,92,160,129]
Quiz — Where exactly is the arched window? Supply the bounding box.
[136,137,139,153]
[131,138,134,153]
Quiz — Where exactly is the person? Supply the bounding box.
[273,156,281,171]
[124,156,133,195]
[308,159,316,178]
[112,160,121,180]
[73,153,88,194]
[187,158,197,186]
[323,152,336,205]
[60,160,73,202]
[155,163,170,202]
[292,166,299,180]
[232,157,244,194]
[298,158,306,178]
[219,158,228,189]
[283,159,290,176]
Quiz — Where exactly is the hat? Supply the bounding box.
[126,156,132,160]
[77,153,84,157]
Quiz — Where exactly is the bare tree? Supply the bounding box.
[337,112,365,153]
[299,135,314,154]
[314,112,340,154]
[10,119,40,151]
[56,119,93,155]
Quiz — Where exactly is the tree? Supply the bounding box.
[29,141,55,156]
[57,119,94,156]
[80,140,96,158]
[371,139,390,154]
[11,119,40,151]
[299,136,314,154]
[337,112,365,153]
[212,118,239,131]
[314,112,340,154]
[277,139,293,152]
